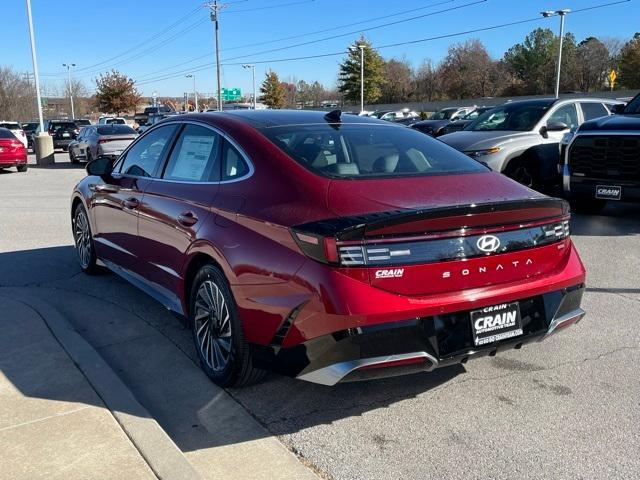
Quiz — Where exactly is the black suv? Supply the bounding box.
[562,94,640,213]
[39,120,79,150]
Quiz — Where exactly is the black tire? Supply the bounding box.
[570,197,607,214]
[190,264,265,387]
[72,203,99,274]
[503,158,538,189]
[86,149,93,164]
[16,164,28,173]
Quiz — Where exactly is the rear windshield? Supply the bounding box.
[22,122,38,131]
[105,118,126,124]
[50,122,76,131]
[97,125,136,135]
[260,123,487,179]
[75,119,91,125]
[0,122,21,130]
[0,128,15,139]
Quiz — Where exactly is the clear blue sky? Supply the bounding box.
[4,0,639,98]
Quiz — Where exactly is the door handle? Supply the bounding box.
[177,211,198,227]
[123,197,140,209]
[90,184,117,193]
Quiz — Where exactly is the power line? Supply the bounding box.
[224,0,318,13]
[134,0,631,86]
[73,4,205,74]
[134,0,484,85]
[133,0,456,82]
[219,0,487,63]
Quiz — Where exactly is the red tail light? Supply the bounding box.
[290,231,339,264]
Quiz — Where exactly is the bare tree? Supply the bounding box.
[380,58,414,103]
[413,60,441,101]
[0,67,37,121]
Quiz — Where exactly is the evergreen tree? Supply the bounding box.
[618,33,640,88]
[260,71,286,109]
[338,36,385,105]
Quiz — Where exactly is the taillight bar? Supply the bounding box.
[337,218,571,267]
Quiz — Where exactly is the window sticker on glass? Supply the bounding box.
[170,135,216,181]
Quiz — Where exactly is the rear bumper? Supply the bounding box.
[253,284,585,385]
[0,155,27,167]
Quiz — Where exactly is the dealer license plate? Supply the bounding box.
[470,302,523,346]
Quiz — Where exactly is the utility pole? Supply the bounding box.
[242,64,256,109]
[349,44,366,113]
[206,1,227,111]
[62,62,76,119]
[542,9,571,99]
[25,0,44,132]
[186,74,198,111]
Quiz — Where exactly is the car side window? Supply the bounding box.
[222,140,250,181]
[548,103,578,129]
[119,125,178,178]
[162,124,221,182]
[581,102,609,121]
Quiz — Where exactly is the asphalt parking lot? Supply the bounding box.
[1,154,639,480]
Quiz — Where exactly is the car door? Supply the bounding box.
[537,102,579,180]
[137,123,222,299]
[89,124,179,276]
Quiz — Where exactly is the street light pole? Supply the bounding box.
[542,9,571,99]
[359,44,365,113]
[62,62,76,119]
[186,74,197,111]
[242,64,256,109]
[25,0,44,132]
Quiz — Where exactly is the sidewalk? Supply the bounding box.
[0,286,320,480]
[0,296,158,479]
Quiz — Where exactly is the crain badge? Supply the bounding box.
[375,268,404,279]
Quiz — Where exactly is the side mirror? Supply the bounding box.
[86,156,114,177]
[540,122,568,137]
[546,122,569,132]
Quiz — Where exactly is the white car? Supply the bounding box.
[0,121,27,148]
[98,116,127,125]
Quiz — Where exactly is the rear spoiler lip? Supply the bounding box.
[292,197,570,241]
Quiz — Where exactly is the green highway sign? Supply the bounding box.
[221,87,241,101]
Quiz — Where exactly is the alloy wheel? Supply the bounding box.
[194,280,232,372]
[74,209,92,269]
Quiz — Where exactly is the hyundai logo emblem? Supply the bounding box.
[477,235,501,253]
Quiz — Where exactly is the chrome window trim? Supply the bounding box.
[113,119,255,185]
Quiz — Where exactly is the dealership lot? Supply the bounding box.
[1,155,639,479]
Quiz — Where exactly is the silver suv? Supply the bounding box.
[439,98,621,188]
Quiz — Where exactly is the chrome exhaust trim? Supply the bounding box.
[542,307,586,340]
[296,351,438,386]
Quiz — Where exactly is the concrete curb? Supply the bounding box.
[4,294,201,480]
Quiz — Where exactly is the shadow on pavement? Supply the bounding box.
[0,245,464,454]
[570,202,640,237]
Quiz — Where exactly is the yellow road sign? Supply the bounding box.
[609,70,617,86]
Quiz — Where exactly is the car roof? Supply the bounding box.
[214,109,393,129]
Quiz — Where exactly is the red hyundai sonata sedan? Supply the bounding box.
[70,110,586,387]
